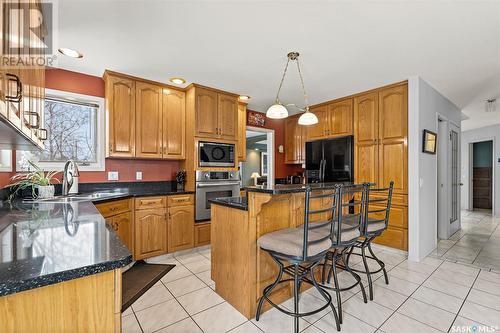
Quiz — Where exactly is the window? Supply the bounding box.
[0,150,12,172]
[17,89,105,171]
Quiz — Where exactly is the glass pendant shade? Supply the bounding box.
[298,111,318,125]
[266,103,289,119]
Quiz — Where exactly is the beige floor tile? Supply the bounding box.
[397,298,455,332]
[164,275,206,297]
[300,325,323,333]
[396,259,438,275]
[177,286,225,315]
[315,312,376,333]
[122,314,142,333]
[282,291,334,324]
[478,270,500,284]
[122,306,133,316]
[388,266,429,284]
[196,270,215,286]
[146,254,178,265]
[131,284,174,312]
[411,286,463,313]
[160,265,193,283]
[343,295,393,327]
[193,302,248,333]
[450,316,489,332]
[183,257,211,273]
[228,321,263,333]
[420,256,444,267]
[155,318,202,333]
[364,284,408,310]
[380,312,441,333]
[423,275,470,299]
[467,288,500,312]
[432,266,477,287]
[374,275,419,296]
[135,299,189,333]
[175,252,208,265]
[459,301,500,327]
[440,260,480,277]
[474,278,500,296]
[251,306,310,333]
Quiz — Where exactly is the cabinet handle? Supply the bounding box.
[5,73,22,102]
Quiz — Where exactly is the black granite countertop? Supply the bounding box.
[0,199,133,297]
[209,196,248,211]
[243,182,355,194]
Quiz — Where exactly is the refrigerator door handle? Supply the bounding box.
[320,159,326,182]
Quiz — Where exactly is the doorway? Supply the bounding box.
[471,140,493,212]
[240,126,275,187]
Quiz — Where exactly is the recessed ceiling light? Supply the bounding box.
[239,95,250,101]
[58,48,83,58]
[169,77,186,85]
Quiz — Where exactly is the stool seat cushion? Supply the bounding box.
[315,223,360,244]
[257,227,332,258]
[366,219,386,233]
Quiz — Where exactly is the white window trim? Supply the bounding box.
[16,89,106,172]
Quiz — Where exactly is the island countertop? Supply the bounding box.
[0,199,132,297]
[242,182,354,194]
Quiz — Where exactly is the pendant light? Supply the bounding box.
[266,52,318,125]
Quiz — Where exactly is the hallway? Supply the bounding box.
[430,210,500,271]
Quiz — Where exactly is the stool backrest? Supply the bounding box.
[302,185,340,259]
[334,184,369,246]
[363,181,395,236]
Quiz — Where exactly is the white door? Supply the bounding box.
[437,120,448,239]
[449,123,461,235]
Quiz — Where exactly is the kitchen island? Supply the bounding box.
[210,183,347,319]
[0,199,132,332]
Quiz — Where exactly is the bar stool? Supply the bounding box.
[320,184,369,324]
[255,186,341,332]
[346,181,394,300]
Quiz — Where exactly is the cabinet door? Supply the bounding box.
[111,211,134,253]
[135,209,167,259]
[195,88,218,138]
[136,82,162,158]
[237,103,247,161]
[285,117,301,164]
[218,93,238,140]
[306,105,328,141]
[167,205,194,253]
[328,98,353,137]
[162,89,185,159]
[106,75,135,157]
[354,92,378,144]
[354,142,378,185]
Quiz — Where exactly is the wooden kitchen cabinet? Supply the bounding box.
[285,116,305,164]
[237,102,247,161]
[135,209,167,259]
[195,222,211,247]
[194,87,238,141]
[168,205,195,252]
[162,89,186,159]
[105,74,136,157]
[306,105,328,141]
[108,211,134,253]
[306,99,353,142]
[136,81,163,158]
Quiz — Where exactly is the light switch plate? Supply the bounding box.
[108,171,119,181]
[136,171,143,180]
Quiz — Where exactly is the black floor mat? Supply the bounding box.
[121,260,175,312]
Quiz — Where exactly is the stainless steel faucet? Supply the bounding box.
[62,160,80,196]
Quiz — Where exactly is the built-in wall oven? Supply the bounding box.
[198,141,235,167]
[195,170,240,222]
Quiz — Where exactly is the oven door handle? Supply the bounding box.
[196,182,240,188]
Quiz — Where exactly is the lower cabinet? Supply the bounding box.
[195,222,211,247]
[135,209,167,259]
[108,212,134,252]
[168,205,195,253]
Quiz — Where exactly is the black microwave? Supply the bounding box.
[198,142,235,167]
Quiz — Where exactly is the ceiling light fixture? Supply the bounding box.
[170,77,186,85]
[239,95,250,101]
[486,99,497,113]
[266,52,317,126]
[58,48,83,58]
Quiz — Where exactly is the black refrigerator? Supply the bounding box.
[305,136,354,183]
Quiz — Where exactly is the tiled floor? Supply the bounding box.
[122,242,500,333]
[429,210,500,271]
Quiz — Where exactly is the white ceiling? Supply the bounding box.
[55,0,500,131]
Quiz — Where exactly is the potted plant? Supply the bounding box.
[5,160,60,200]
[176,170,186,191]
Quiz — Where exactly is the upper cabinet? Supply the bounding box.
[194,87,238,141]
[306,99,353,142]
[106,75,136,158]
[285,115,305,164]
[104,71,186,160]
[237,103,247,162]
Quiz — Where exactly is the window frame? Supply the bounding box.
[0,150,13,172]
[16,89,106,172]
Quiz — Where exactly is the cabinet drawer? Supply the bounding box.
[135,196,166,210]
[369,204,407,229]
[373,226,408,251]
[95,199,132,218]
[167,194,194,207]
